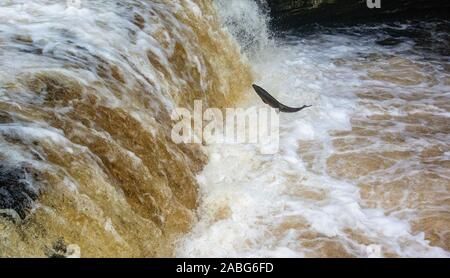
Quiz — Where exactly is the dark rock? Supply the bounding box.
[45,238,81,258]
[44,238,67,258]
[266,0,450,29]
[53,238,68,254]
[0,163,41,220]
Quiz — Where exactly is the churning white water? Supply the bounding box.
[0,0,252,257]
[1,0,447,258]
[176,1,450,257]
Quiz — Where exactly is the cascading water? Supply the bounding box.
[1,0,449,258]
[176,1,450,257]
[213,0,272,56]
[0,0,252,257]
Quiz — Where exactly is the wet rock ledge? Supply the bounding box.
[266,0,450,28]
[0,163,41,220]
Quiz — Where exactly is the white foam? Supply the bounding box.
[177,1,450,258]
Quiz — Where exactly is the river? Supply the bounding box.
[0,0,449,258]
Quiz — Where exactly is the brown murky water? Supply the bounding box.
[0,0,448,258]
[0,0,251,257]
[177,18,450,258]
[294,23,450,257]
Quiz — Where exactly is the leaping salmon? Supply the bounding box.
[252,84,312,113]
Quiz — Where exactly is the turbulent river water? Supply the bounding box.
[0,0,449,258]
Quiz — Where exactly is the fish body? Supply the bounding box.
[252,84,312,113]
